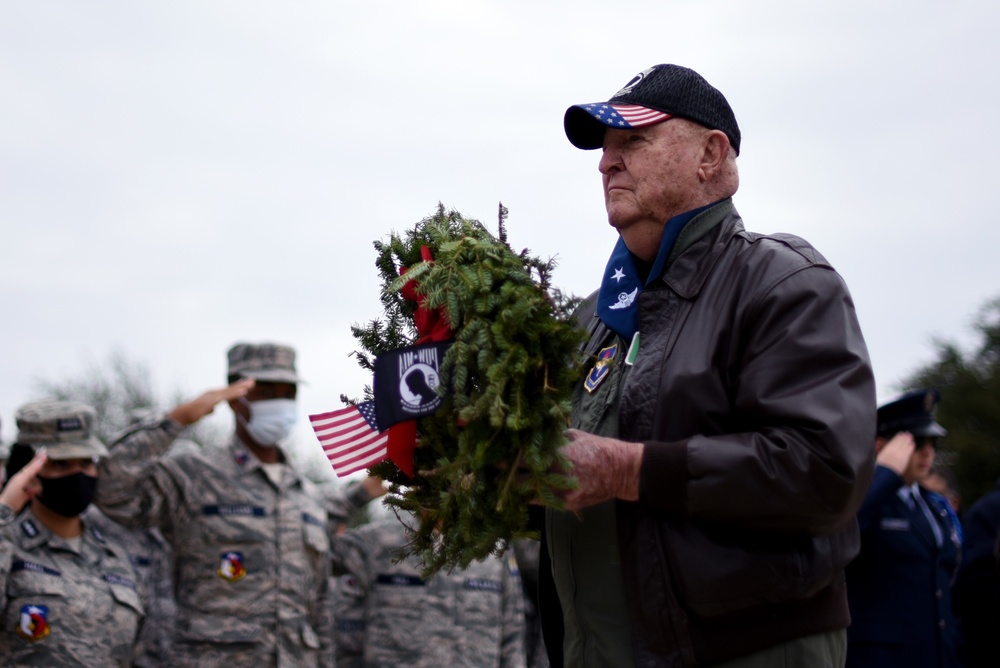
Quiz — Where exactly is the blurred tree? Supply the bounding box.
[32,348,338,485]
[902,297,1000,508]
[33,348,224,448]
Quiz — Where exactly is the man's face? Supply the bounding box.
[598,119,707,257]
[903,437,937,484]
[247,381,297,402]
[39,457,99,480]
[229,380,297,421]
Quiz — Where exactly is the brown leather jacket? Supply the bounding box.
[542,200,876,667]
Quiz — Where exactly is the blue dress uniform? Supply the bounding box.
[846,388,962,668]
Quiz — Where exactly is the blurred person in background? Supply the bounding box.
[0,400,143,666]
[332,508,526,667]
[846,389,962,668]
[95,342,335,667]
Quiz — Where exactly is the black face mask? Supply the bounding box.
[37,472,98,518]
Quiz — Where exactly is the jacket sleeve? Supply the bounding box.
[856,465,904,533]
[95,413,186,535]
[640,263,877,534]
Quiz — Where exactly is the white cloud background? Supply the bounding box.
[2,1,998,475]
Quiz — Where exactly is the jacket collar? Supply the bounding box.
[16,507,109,559]
[229,436,300,490]
[659,198,741,299]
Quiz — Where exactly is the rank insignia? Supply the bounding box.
[218,551,247,582]
[17,605,50,642]
[584,343,618,393]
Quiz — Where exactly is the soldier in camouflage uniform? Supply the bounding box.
[95,342,335,668]
[332,510,527,668]
[0,400,144,667]
[84,506,175,666]
[323,476,386,537]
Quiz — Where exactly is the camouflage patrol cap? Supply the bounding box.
[227,342,303,384]
[15,400,109,460]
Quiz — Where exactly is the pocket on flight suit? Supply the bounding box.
[302,514,330,555]
[106,579,145,659]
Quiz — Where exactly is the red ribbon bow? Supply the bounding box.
[400,245,453,344]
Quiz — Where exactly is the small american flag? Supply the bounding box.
[584,103,671,128]
[310,401,388,478]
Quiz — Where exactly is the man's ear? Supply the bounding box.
[698,130,730,182]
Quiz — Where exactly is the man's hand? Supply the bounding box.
[362,476,388,500]
[0,449,47,513]
[557,429,644,512]
[168,378,255,426]
[876,431,915,477]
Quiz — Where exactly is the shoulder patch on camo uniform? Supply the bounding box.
[16,605,51,642]
[218,551,247,582]
[20,519,39,538]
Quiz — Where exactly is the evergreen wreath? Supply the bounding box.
[349,203,585,575]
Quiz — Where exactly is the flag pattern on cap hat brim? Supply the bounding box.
[582,103,671,129]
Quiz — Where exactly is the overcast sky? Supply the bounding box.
[2,1,998,478]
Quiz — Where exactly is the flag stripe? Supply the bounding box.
[611,104,670,125]
[325,434,386,461]
[332,443,389,473]
[309,401,389,478]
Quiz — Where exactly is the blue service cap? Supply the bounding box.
[876,388,947,438]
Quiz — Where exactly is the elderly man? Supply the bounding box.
[95,343,335,667]
[541,64,876,667]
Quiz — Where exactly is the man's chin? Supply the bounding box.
[606,210,638,232]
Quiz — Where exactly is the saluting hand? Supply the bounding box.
[876,431,916,477]
[168,378,256,426]
[0,449,47,513]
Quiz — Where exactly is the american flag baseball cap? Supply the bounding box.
[564,64,741,154]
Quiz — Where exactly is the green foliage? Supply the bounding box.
[350,203,585,575]
[902,297,1000,507]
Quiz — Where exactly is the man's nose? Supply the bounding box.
[599,147,623,175]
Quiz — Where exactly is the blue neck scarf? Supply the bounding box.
[596,204,713,340]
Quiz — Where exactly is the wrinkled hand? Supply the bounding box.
[877,431,915,477]
[556,429,644,512]
[0,449,47,513]
[169,378,255,426]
